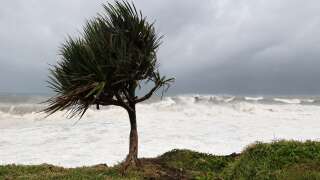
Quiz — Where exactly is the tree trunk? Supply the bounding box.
[123,103,140,169]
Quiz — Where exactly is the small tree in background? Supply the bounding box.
[44,1,173,168]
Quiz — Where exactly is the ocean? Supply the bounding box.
[0,94,320,167]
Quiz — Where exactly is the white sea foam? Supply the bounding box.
[301,99,315,103]
[274,98,301,104]
[224,96,235,103]
[245,96,264,101]
[0,96,320,167]
[0,104,43,115]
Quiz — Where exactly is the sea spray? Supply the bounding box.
[0,95,320,167]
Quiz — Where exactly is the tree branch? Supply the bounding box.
[114,92,133,111]
[96,98,124,108]
[134,83,160,103]
[122,89,135,103]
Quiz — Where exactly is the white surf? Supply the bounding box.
[0,95,320,167]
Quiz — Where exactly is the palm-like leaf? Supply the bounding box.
[44,1,173,117]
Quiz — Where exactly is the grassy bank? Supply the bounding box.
[1,140,320,179]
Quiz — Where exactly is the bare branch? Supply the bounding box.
[135,75,175,103]
[135,83,161,103]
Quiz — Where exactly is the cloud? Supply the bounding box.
[0,0,319,94]
[135,0,320,94]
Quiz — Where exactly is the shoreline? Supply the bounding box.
[1,140,320,179]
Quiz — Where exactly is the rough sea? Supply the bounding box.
[0,94,320,167]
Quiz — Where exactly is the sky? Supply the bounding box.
[0,0,319,95]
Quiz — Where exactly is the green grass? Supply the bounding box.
[1,140,320,179]
[223,140,320,180]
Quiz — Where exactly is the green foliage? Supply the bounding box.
[2,141,320,179]
[45,1,173,117]
[0,164,141,180]
[223,140,320,179]
[160,149,236,178]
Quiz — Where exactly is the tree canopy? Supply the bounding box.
[44,1,173,118]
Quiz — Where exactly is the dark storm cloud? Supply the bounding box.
[0,0,319,94]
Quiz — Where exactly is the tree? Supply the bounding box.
[44,1,173,168]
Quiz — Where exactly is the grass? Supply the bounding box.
[1,140,320,179]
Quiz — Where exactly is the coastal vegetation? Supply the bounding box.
[44,0,173,169]
[1,140,320,179]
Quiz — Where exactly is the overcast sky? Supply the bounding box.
[0,0,319,95]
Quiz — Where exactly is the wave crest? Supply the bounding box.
[0,95,318,116]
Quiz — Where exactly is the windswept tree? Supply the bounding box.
[44,1,173,167]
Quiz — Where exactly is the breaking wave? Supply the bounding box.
[0,95,318,116]
[0,104,43,115]
[274,98,301,104]
[1,94,320,167]
[245,96,264,101]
